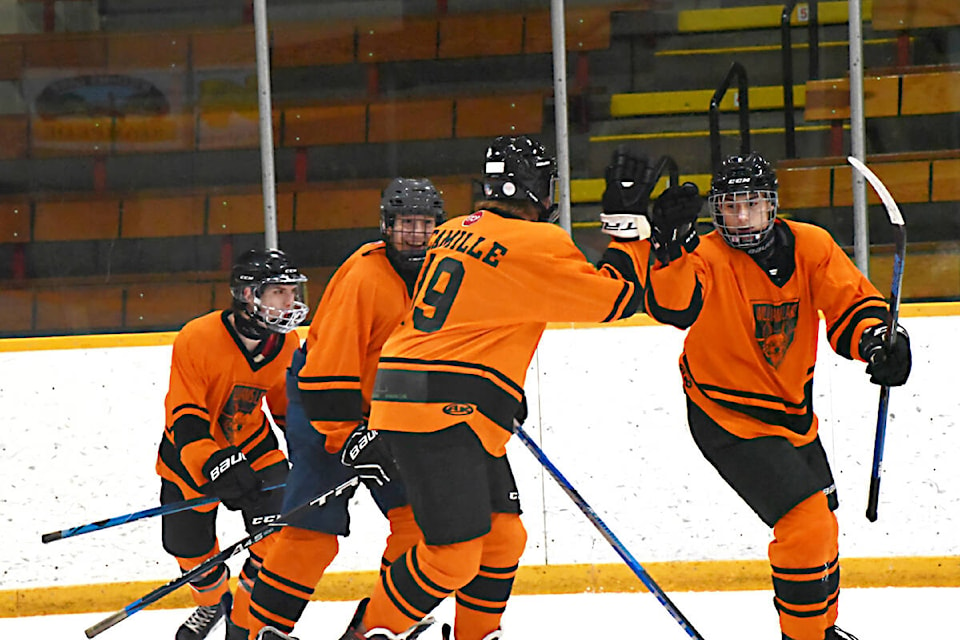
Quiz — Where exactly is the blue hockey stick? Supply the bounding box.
[848,156,907,523]
[41,483,285,543]
[84,475,359,638]
[515,424,706,640]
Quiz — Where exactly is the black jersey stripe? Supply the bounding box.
[830,303,888,360]
[373,368,520,432]
[378,356,525,396]
[685,355,815,435]
[646,278,703,329]
[300,387,364,422]
[170,414,212,450]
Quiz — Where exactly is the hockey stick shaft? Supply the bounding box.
[866,228,905,521]
[514,425,706,640]
[41,483,286,543]
[847,156,906,522]
[84,476,359,638]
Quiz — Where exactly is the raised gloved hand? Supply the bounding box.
[341,423,396,487]
[599,146,657,241]
[859,323,912,387]
[201,446,264,511]
[650,182,702,264]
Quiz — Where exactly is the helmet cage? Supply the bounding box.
[709,152,778,249]
[380,178,446,264]
[246,280,309,334]
[708,189,778,249]
[230,250,309,334]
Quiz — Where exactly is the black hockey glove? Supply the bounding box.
[341,423,396,487]
[859,323,912,387]
[201,446,264,511]
[599,146,657,241]
[650,182,702,265]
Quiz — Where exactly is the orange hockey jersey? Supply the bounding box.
[156,310,298,499]
[370,208,650,457]
[646,219,889,446]
[298,241,412,453]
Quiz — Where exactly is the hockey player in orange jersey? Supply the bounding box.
[247,179,446,640]
[155,249,309,640]
[331,136,654,640]
[639,151,912,640]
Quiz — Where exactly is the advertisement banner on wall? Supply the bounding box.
[22,69,190,154]
[194,68,261,150]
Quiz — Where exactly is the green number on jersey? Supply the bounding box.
[413,256,465,333]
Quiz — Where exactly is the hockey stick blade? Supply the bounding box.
[42,483,285,543]
[847,155,907,523]
[84,476,359,638]
[847,156,905,226]
[515,424,706,640]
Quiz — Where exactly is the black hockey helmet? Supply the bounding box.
[230,248,309,337]
[708,151,778,249]
[481,135,558,222]
[380,177,446,265]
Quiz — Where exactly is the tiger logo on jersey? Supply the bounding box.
[753,301,799,368]
[218,384,267,443]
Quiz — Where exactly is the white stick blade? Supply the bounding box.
[847,156,905,226]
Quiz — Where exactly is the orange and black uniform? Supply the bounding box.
[646,219,889,640]
[245,241,423,639]
[157,310,297,628]
[361,207,649,640]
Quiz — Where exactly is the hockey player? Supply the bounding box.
[155,249,308,640]
[245,179,445,640]
[333,136,654,640]
[639,150,911,640]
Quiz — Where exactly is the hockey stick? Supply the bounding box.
[514,424,706,640]
[41,483,286,543]
[847,156,907,523]
[84,476,359,638]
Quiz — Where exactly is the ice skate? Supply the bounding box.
[176,592,231,640]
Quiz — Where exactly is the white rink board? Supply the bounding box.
[1,316,957,589]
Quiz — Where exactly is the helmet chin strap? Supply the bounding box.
[232,305,271,340]
[744,223,777,256]
[538,201,559,223]
[385,244,425,295]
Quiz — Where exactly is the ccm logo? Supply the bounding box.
[251,514,281,525]
[442,403,474,416]
[729,177,751,184]
[462,212,483,226]
[209,451,246,481]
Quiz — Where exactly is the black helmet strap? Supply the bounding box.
[231,303,271,340]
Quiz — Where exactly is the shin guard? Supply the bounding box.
[769,492,840,640]
[453,514,526,640]
[177,547,230,607]
[247,527,339,637]
[364,538,483,634]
